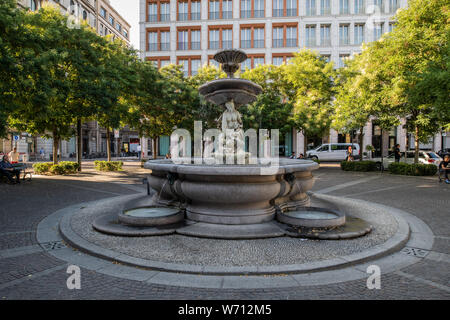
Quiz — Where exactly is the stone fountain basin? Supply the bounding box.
[144,159,319,225]
[199,78,263,106]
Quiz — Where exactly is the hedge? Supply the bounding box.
[33,161,80,175]
[94,160,123,171]
[340,161,378,172]
[388,162,437,176]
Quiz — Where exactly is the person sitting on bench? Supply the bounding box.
[439,154,450,184]
[0,154,20,184]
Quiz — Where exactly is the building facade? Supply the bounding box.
[139,0,449,157]
[3,0,135,160]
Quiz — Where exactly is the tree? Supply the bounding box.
[360,0,450,163]
[285,50,335,155]
[240,64,294,136]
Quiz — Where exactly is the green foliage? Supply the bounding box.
[94,161,123,171]
[285,50,335,151]
[340,161,378,172]
[241,64,294,135]
[388,162,437,176]
[33,161,79,175]
[32,162,53,174]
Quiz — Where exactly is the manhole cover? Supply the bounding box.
[41,241,67,251]
[401,247,429,258]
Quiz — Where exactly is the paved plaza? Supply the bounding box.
[0,162,449,299]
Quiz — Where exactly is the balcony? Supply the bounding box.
[286,8,297,16]
[191,42,201,50]
[241,10,251,18]
[254,39,264,48]
[273,39,284,48]
[222,40,233,49]
[273,9,284,17]
[209,11,220,19]
[160,13,170,21]
[222,11,233,19]
[286,38,297,47]
[160,42,170,51]
[148,43,158,51]
[241,40,251,48]
[209,41,219,50]
[178,42,189,50]
[191,12,201,20]
[148,14,157,22]
[178,13,188,21]
[254,10,264,18]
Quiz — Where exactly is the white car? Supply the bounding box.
[306,143,360,161]
[373,151,442,170]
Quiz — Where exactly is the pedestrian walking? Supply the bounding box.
[394,144,401,163]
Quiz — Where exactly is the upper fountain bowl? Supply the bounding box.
[199,78,262,106]
[214,49,247,65]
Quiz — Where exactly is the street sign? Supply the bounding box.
[13,135,19,141]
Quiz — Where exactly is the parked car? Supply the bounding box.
[306,143,360,161]
[373,150,443,170]
[437,148,450,158]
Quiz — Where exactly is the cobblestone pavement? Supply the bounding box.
[0,164,448,299]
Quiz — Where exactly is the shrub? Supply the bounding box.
[94,160,123,171]
[33,162,53,174]
[33,161,79,175]
[340,161,378,172]
[388,163,437,176]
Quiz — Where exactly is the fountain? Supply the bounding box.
[93,49,372,239]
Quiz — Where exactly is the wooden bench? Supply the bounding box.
[12,163,32,181]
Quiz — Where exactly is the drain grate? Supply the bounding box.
[41,241,67,251]
[401,247,429,258]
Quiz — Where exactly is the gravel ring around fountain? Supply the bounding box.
[58,192,410,275]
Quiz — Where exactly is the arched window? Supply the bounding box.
[30,0,37,11]
[83,10,87,20]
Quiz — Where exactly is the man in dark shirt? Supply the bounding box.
[0,154,20,184]
[394,144,401,163]
[439,154,450,184]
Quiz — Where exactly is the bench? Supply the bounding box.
[12,163,32,181]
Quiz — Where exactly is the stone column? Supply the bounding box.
[296,131,304,155]
[141,137,148,158]
[397,118,407,152]
[329,128,339,143]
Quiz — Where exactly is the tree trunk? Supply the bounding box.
[359,127,364,161]
[152,138,157,159]
[76,119,82,171]
[303,133,308,157]
[414,125,420,164]
[106,128,111,162]
[52,131,59,165]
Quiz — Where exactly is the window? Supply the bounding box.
[100,7,107,18]
[354,0,365,14]
[177,56,202,76]
[388,22,395,33]
[286,0,297,16]
[100,24,104,36]
[191,30,201,49]
[147,57,171,68]
[191,1,201,20]
[223,29,233,48]
[116,23,122,32]
[254,0,264,17]
[320,0,331,15]
[339,24,349,45]
[320,25,331,46]
[148,2,157,21]
[123,30,129,39]
[273,0,284,17]
[83,10,87,20]
[354,24,364,45]
[223,0,233,18]
[321,55,331,63]
[148,1,170,22]
[339,54,349,68]
[272,27,284,48]
[374,23,383,40]
[306,25,316,46]
[273,24,297,48]
[209,29,220,49]
[161,31,170,50]
[273,57,284,66]
[254,28,265,48]
[109,15,114,25]
[147,29,170,51]
[389,0,399,13]
[191,59,202,76]
[178,2,188,20]
[241,28,251,48]
[178,30,189,50]
[374,0,384,12]
[160,2,170,21]
[177,28,201,50]
[241,0,251,18]
[286,26,297,47]
[148,32,158,51]
[241,55,265,71]
[306,0,316,16]
[209,0,220,19]
[340,0,349,14]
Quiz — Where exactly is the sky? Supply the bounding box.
[109,0,141,50]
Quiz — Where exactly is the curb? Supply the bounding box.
[59,193,411,276]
